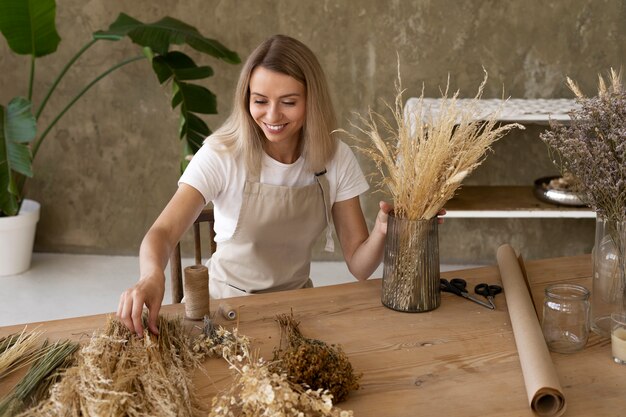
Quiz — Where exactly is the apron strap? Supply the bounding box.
[315,169,335,252]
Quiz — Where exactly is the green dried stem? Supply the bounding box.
[343,69,523,220]
[0,339,79,416]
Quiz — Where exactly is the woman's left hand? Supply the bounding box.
[376,203,446,233]
[374,201,394,236]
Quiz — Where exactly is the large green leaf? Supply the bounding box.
[171,82,217,115]
[0,98,36,216]
[181,113,210,146]
[94,13,240,64]
[152,51,214,173]
[0,105,17,215]
[0,0,60,57]
[5,98,36,179]
[5,98,37,145]
[152,52,214,84]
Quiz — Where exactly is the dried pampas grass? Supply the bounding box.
[344,69,523,220]
[19,315,204,417]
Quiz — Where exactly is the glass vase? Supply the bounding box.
[381,214,440,312]
[591,215,626,338]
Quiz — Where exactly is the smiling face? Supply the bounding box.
[249,66,306,163]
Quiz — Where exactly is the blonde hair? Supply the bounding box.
[207,34,338,174]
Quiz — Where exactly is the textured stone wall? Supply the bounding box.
[1,0,624,263]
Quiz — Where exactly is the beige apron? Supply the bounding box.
[208,169,333,298]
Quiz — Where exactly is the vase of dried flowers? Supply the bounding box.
[342,68,522,313]
[591,217,626,337]
[382,214,440,312]
[541,69,626,338]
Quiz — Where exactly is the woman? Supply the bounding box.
[118,34,392,337]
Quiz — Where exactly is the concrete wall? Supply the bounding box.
[1,0,624,263]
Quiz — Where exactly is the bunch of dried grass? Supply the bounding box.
[0,339,78,416]
[272,313,360,404]
[209,335,353,417]
[344,70,523,220]
[0,327,46,380]
[19,315,204,417]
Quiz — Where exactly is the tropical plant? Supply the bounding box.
[0,0,240,216]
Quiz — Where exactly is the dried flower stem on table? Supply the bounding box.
[210,331,353,417]
[19,316,204,417]
[272,313,360,404]
[193,315,354,416]
[192,315,250,360]
[343,70,523,220]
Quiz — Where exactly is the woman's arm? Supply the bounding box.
[117,184,206,337]
[332,197,392,281]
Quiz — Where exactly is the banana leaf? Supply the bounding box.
[94,13,240,64]
[0,98,36,216]
[0,0,61,57]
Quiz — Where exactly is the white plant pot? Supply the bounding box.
[0,199,40,276]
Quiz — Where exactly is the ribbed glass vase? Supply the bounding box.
[591,215,626,338]
[381,214,440,312]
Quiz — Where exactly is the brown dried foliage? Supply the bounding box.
[18,315,204,417]
[272,313,360,404]
[343,69,523,220]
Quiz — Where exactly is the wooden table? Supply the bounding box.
[1,255,624,416]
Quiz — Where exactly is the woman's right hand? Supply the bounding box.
[117,184,206,337]
[117,273,165,338]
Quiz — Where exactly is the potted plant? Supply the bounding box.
[0,0,240,275]
[344,70,522,312]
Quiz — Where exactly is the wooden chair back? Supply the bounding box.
[169,207,216,303]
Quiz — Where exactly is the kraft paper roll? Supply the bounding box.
[497,244,566,417]
[183,265,210,320]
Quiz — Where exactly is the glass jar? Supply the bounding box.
[542,283,590,353]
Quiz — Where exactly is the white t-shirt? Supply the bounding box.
[179,140,369,243]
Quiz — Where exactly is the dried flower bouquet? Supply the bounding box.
[206,316,354,417]
[345,71,523,220]
[541,69,626,320]
[540,69,626,225]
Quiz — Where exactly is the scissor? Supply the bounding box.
[440,278,494,310]
[474,283,503,309]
